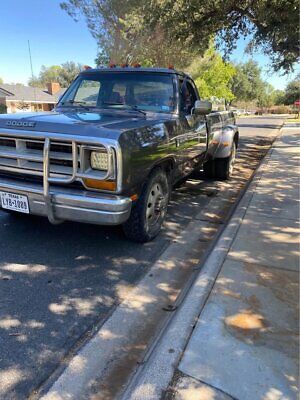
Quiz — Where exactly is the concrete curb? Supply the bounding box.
[283,122,300,128]
[122,131,282,400]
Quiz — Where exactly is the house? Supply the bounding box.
[0,82,66,113]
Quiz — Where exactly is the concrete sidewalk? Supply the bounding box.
[173,126,300,400]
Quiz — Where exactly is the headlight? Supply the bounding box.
[90,151,108,170]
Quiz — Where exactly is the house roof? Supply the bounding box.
[0,84,66,103]
[0,87,14,97]
[54,88,66,101]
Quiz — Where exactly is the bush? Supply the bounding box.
[0,103,7,114]
[270,105,292,114]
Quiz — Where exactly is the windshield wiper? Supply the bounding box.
[102,102,146,117]
[128,105,147,116]
[60,100,91,111]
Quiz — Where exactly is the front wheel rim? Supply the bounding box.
[146,182,168,229]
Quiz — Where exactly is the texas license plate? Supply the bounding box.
[0,191,29,214]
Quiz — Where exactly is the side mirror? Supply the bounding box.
[194,100,212,115]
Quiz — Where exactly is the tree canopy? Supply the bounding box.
[231,60,265,103]
[140,0,299,73]
[28,62,82,88]
[188,48,236,102]
[61,0,299,73]
[61,0,193,67]
[282,74,300,105]
[229,61,287,108]
[256,83,276,109]
[0,77,3,84]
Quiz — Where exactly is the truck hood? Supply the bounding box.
[0,110,165,140]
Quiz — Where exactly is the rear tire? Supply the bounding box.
[123,168,170,242]
[203,159,215,178]
[203,141,237,181]
[214,142,237,180]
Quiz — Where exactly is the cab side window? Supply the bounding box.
[211,114,222,125]
[180,79,198,115]
[207,113,222,131]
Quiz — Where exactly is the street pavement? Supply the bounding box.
[172,125,299,400]
[0,116,284,399]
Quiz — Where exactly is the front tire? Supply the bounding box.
[1,209,27,217]
[123,168,170,243]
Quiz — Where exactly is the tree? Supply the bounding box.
[29,65,62,87]
[17,101,31,111]
[0,77,3,84]
[0,104,7,114]
[272,89,285,105]
[257,83,276,109]
[60,0,195,68]
[61,0,136,65]
[230,61,287,109]
[61,1,299,72]
[188,47,236,102]
[60,62,83,86]
[231,60,265,103]
[28,62,82,87]
[139,0,299,73]
[283,74,300,105]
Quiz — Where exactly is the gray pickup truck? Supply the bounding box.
[0,67,238,242]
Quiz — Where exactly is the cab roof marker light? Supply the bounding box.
[168,64,174,69]
[120,63,129,68]
[83,65,92,70]
[109,62,117,68]
[132,63,141,68]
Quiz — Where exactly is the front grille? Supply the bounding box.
[0,136,79,180]
[0,171,83,189]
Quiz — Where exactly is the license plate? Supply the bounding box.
[0,191,29,214]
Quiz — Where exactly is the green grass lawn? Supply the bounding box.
[287,116,300,122]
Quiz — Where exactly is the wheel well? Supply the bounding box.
[152,158,175,176]
[135,159,175,197]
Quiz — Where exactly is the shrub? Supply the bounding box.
[270,105,292,114]
[0,103,7,114]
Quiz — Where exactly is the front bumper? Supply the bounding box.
[0,176,132,225]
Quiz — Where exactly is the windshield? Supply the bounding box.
[58,72,176,113]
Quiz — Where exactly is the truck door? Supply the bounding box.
[177,78,207,174]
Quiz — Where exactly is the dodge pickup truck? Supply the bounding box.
[0,67,239,242]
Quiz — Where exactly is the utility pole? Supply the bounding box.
[28,40,37,110]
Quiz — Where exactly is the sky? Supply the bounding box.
[0,0,298,90]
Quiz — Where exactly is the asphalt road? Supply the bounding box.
[0,116,284,399]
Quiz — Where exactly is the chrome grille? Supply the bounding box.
[0,137,79,179]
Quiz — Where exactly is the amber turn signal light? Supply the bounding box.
[83,179,116,191]
[130,194,138,201]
